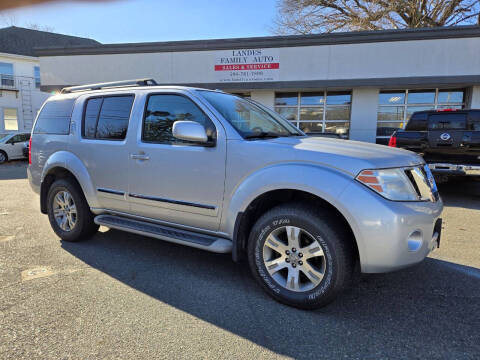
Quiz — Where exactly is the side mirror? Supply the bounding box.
[172,121,208,143]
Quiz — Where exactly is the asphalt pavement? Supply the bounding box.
[1,161,479,359]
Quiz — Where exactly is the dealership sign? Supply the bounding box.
[214,49,280,82]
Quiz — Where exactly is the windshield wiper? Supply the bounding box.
[244,132,281,140]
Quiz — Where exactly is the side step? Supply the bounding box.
[94,214,232,253]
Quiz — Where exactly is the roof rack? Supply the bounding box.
[60,78,158,94]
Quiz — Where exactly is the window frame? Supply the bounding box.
[0,62,14,88]
[81,94,135,141]
[377,88,465,139]
[140,92,217,147]
[274,91,352,138]
[3,107,19,131]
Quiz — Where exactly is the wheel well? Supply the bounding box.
[0,150,8,161]
[40,167,81,214]
[233,189,359,264]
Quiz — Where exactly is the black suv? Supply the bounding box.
[389,109,480,179]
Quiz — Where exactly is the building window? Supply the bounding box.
[0,62,14,88]
[377,88,465,141]
[274,91,351,138]
[34,66,41,88]
[3,108,18,131]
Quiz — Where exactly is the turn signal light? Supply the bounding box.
[356,170,384,193]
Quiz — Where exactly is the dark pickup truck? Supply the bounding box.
[389,109,480,179]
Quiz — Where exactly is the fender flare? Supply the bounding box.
[223,163,365,264]
[40,151,99,209]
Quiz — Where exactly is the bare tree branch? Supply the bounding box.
[273,0,480,34]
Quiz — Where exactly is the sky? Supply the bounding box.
[0,0,278,44]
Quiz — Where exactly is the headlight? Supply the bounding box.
[356,168,420,201]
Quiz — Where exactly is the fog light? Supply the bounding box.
[407,230,423,252]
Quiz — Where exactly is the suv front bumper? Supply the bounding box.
[338,180,444,273]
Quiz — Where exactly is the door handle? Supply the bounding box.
[130,153,150,161]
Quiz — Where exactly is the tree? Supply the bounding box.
[274,0,480,34]
[0,14,55,32]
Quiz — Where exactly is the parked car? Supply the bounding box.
[0,132,31,164]
[28,79,443,309]
[389,109,480,181]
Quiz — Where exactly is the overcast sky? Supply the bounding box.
[0,0,278,43]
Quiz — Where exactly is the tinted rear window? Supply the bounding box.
[82,95,134,140]
[33,99,75,135]
[428,113,467,130]
[405,112,428,131]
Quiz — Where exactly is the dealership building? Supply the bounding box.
[37,26,480,143]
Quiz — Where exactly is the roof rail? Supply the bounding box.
[60,78,158,94]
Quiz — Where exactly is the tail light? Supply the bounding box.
[388,134,397,147]
[28,137,32,165]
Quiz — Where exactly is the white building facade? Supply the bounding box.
[0,52,50,133]
[37,26,480,143]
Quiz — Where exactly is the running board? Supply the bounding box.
[94,214,232,253]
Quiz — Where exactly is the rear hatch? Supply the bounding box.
[424,111,480,164]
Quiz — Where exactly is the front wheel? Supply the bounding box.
[248,204,354,309]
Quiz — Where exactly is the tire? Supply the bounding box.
[247,203,354,309]
[0,151,7,164]
[46,179,99,242]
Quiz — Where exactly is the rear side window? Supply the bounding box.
[82,95,134,140]
[405,112,428,131]
[33,99,75,135]
[428,113,467,130]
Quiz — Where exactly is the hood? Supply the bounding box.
[267,136,424,176]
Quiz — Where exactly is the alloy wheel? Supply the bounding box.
[262,226,326,292]
[53,190,77,232]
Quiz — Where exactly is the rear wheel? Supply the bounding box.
[47,179,99,242]
[248,204,354,309]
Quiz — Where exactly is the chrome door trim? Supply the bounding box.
[97,188,125,196]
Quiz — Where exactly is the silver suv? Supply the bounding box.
[28,79,443,309]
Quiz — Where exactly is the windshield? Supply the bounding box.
[0,133,10,142]
[198,91,302,139]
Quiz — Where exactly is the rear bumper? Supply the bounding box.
[27,165,40,194]
[338,180,443,273]
[429,163,480,176]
